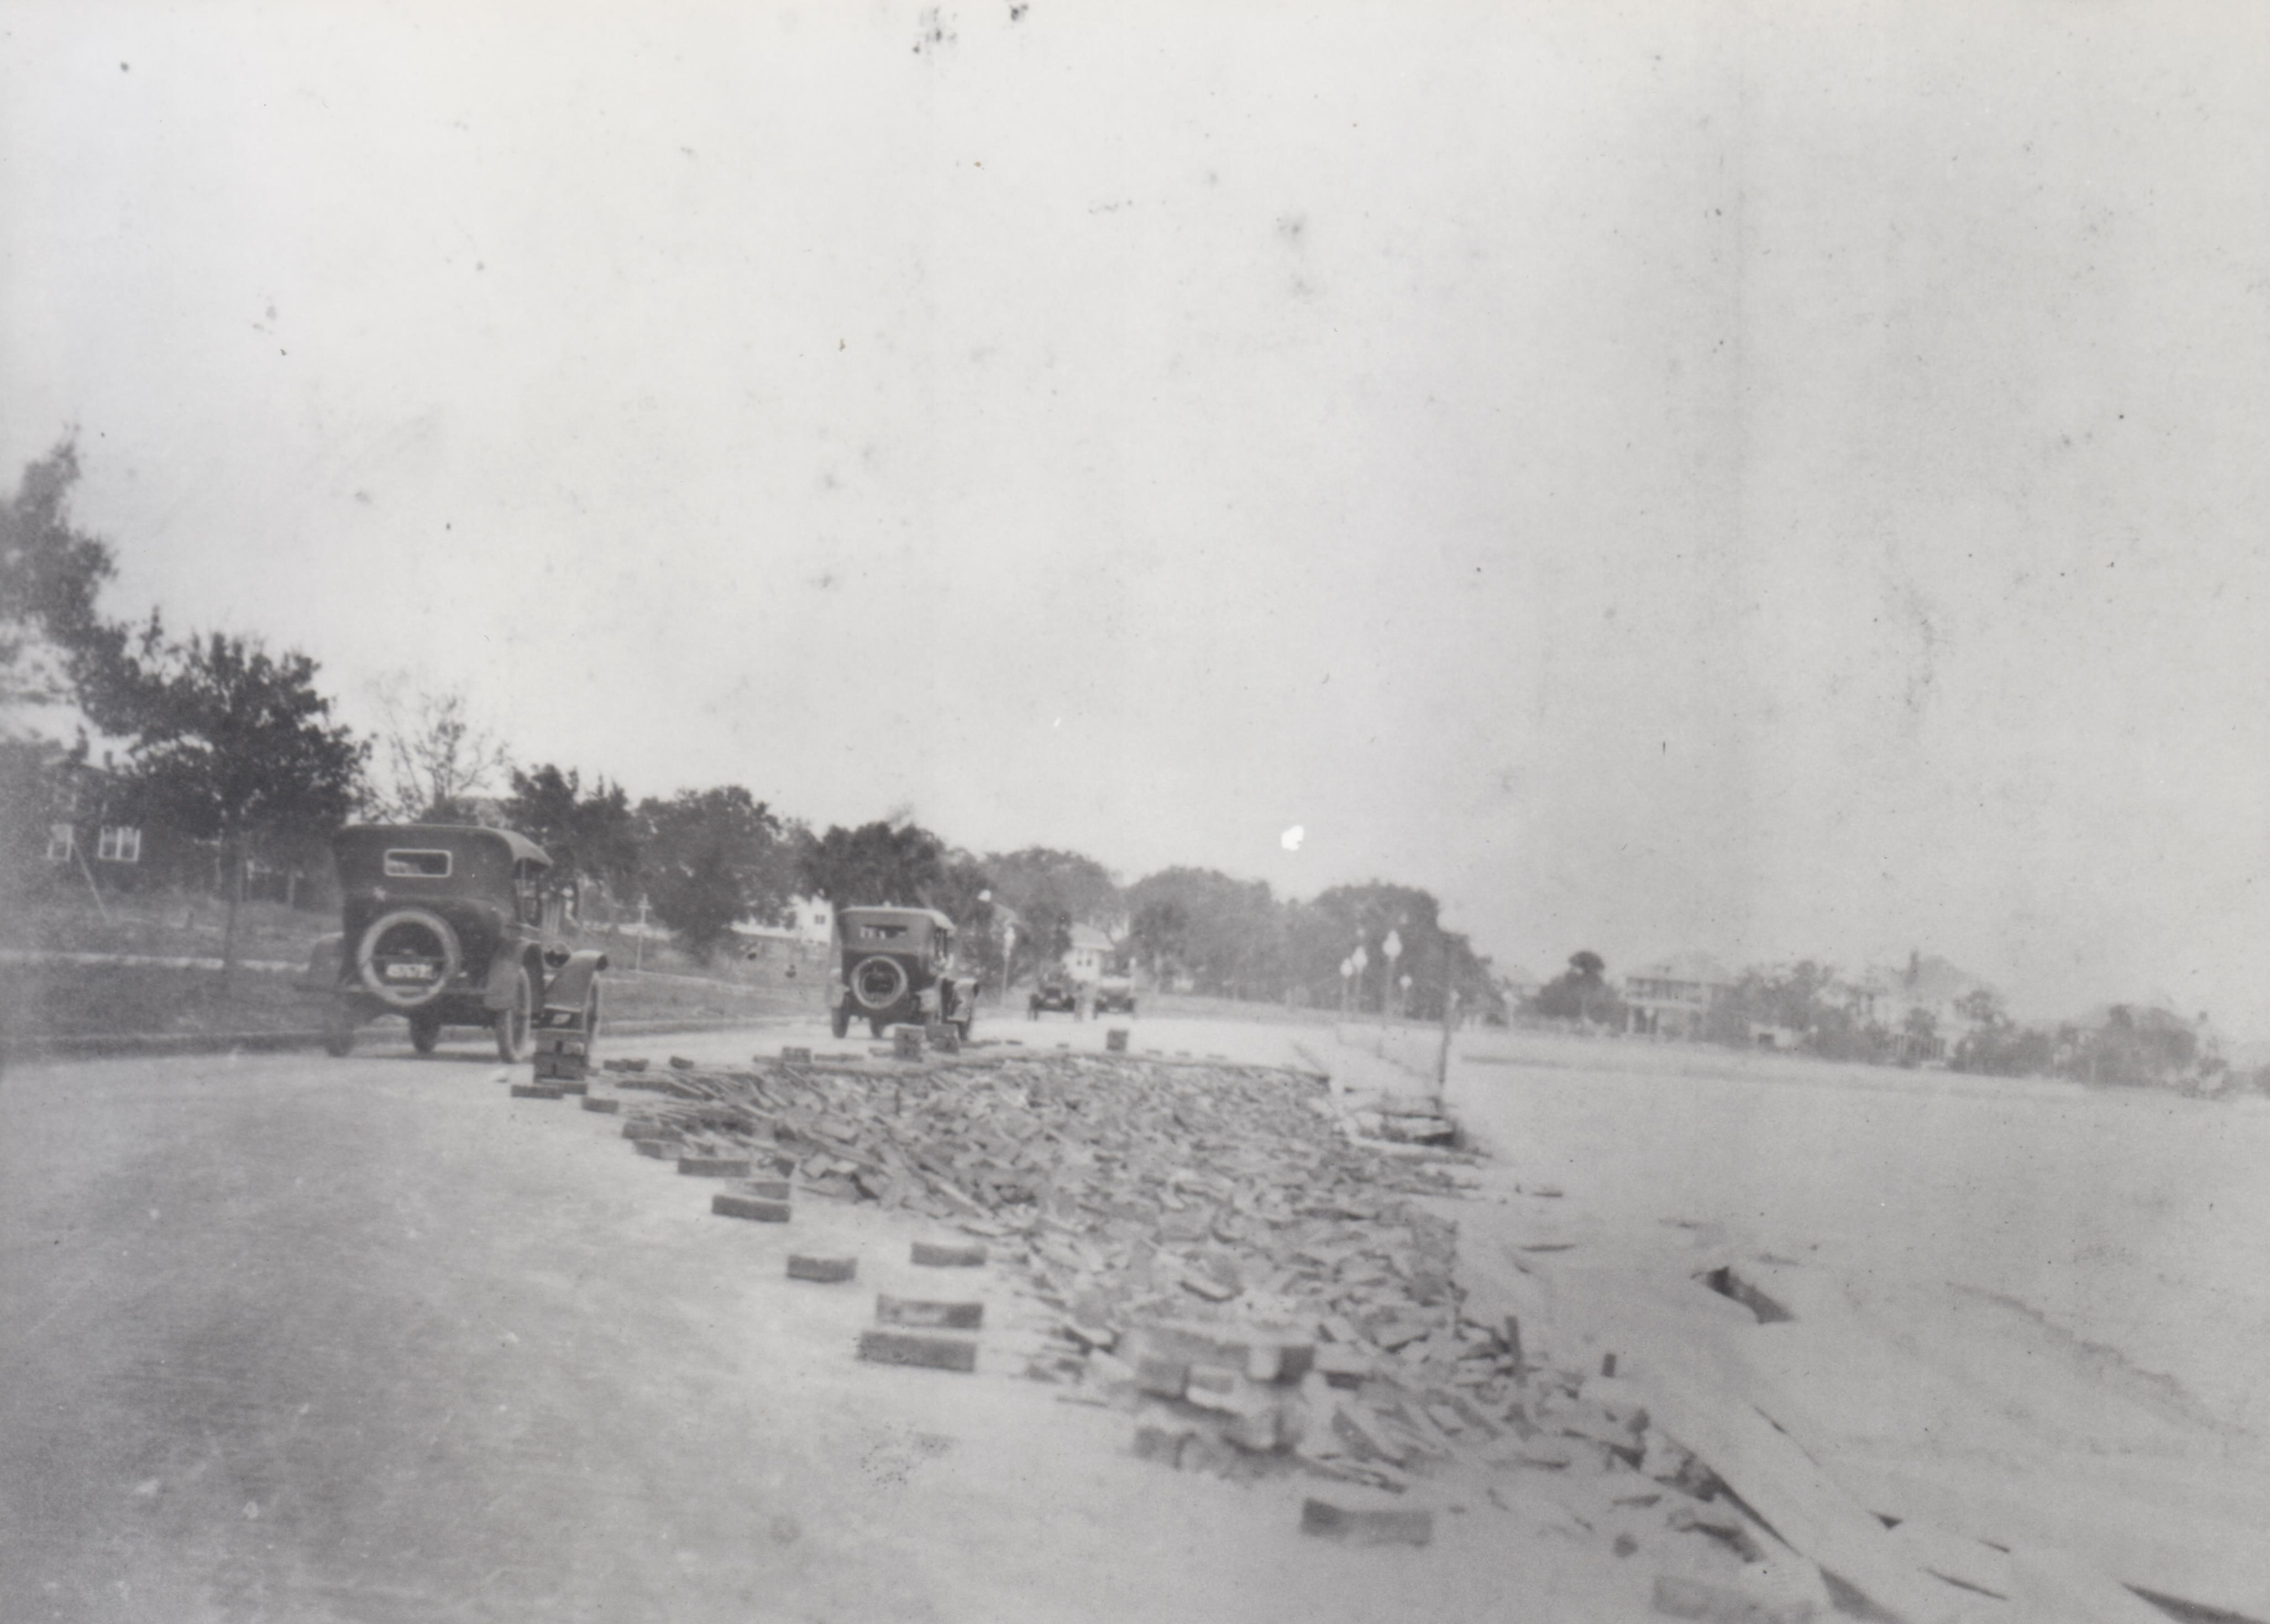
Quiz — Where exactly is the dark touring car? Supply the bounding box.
[308,824,605,1063]
[830,905,979,1041]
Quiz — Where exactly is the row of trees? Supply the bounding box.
[2,438,1503,1008]
[1523,946,2224,1092]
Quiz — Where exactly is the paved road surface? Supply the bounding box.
[0,1017,1631,1624]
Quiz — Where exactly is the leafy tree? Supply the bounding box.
[0,437,126,727]
[636,785,794,961]
[504,763,639,899]
[101,625,367,988]
[979,847,1121,981]
[1298,882,1481,1018]
[798,819,947,909]
[1125,866,1283,998]
[370,680,511,823]
[1533,950,1622,1026]
[1128,897,1191,978]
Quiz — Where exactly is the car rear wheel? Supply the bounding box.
[494,966,534,1063]
[409,1012,442,1054]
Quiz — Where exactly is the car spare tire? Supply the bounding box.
[849,954,909,1012]
[355,908,462,1009]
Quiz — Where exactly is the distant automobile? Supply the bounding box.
[1029,973,1081,1019]
[1092,974,1136,1016]
[829,905,978,1041]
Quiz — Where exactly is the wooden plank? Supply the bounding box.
[1629,1356,1985,1624]
[1835,1450,2270,1624]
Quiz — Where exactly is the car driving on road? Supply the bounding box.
[830,905,979,1041]
[308,824,605,1062]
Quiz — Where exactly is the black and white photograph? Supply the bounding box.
[4,3,2269,1620]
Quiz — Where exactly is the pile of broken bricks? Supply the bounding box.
[523,1051,1844,1618]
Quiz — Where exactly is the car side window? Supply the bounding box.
[512,862,542,925]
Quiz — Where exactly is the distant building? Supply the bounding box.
[1066,923,1114,984]
[1622,951,1736,1040]
[1852,952,1998,1062]
[733,895,835,956]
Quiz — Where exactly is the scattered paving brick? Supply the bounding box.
[677,1155,751,1178]
[1299,1498,1434,1547]
[509,1083,562,1100]
[581,1094,621,1114]
[858,1328,978,1372]
[876,1295,984,1330]
[911,1240,988,1267]
[712,1192,792,1223]
[564,1050,1766,1588]
[787,1253,858,1283]
[668,1056,697,1070]
[780,1046,812,1062]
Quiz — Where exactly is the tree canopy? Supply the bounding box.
[637,785,795,960]
[103,624,368,981]
[798,819,947,909]
[0,438,124,727]
[505,763,640,899]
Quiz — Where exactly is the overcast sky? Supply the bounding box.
[6,1,2269,1029]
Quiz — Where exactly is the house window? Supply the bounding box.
[45,824,75,863]
[98,825,143,864]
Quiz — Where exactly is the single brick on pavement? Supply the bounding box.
[787,1253,857,1283]
[1298,1499,1433,1547]
[712,1192,791,1223]
[910,1240,987,1267]
[876,1295,983,1330]
[858,1328,978,1372]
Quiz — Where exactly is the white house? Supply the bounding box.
[1066,923,1114,984]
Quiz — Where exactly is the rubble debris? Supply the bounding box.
[583,1051,1791,1592]
[788,1253,857,1283]
[858,1328,977,1372]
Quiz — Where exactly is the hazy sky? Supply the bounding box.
[6,1,2269,1029]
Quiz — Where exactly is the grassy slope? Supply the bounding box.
[1,888,824,1039]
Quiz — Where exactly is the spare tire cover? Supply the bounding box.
[357,907,463,1009]
[850,954,910,1011]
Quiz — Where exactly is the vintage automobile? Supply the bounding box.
[1092,972,1137,1017]
[830,905,979,1041]
[1027,970,1082,1020]
[308,824,605,1063]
